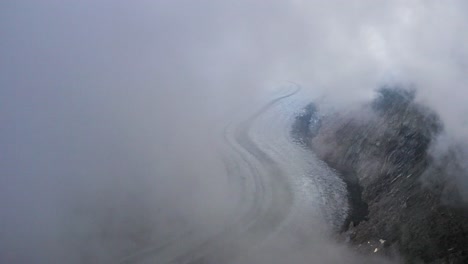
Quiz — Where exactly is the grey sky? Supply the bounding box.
[2,0,468,263]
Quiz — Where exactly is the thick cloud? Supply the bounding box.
[1,0,468,262]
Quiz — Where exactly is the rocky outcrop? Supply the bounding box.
[295,87,468,263]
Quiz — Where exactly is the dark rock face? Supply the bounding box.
[291,103,321,148]
[296,87,468,263]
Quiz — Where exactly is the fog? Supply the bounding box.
[1,0,468,263]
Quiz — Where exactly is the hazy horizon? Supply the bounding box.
[2,1,468,263]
